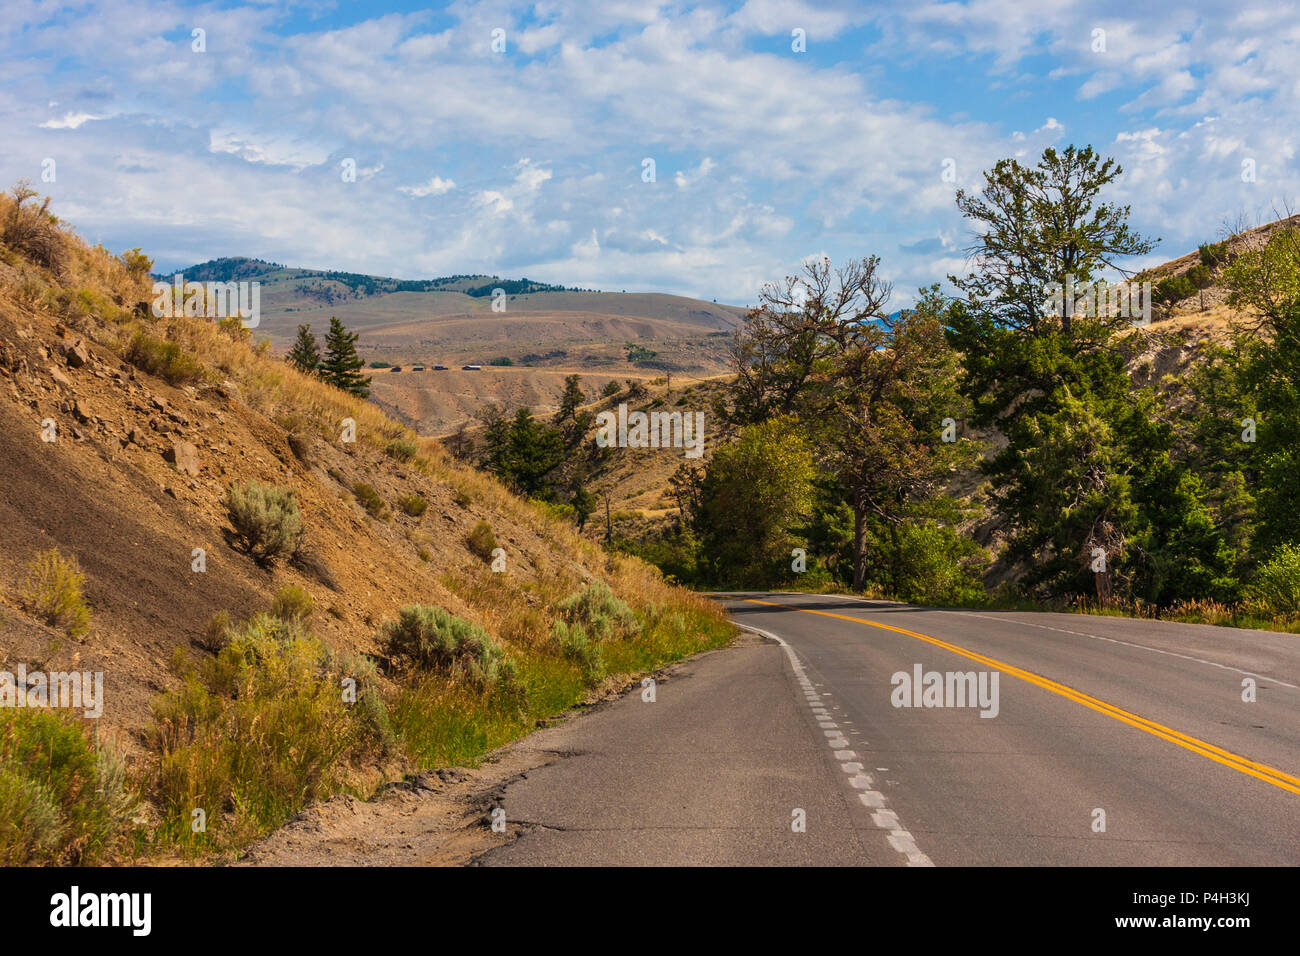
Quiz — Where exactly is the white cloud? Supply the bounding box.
[40,112,102,129]
[513,160,552,192]
[400,176,456,197]
[208,129,330,170]
[9,0,1300,304]
[475,190,514,214]
[674,156,716,188]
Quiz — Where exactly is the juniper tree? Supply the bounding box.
[946,146,1233,601]
[723,258,975,592]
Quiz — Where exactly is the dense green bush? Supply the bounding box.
[1245,544,1300,616]
[1155,274,1195,305]
[886,521,990,607]
[125,329,203,384]
[1199,241,1229,268]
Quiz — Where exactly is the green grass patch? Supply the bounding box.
[390,597,733,769]
[391,654,587,768]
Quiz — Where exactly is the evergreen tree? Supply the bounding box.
[572,484,596,532]
[320,316,371,397]
[941,145,1233,602]
[482,407,566,499]
[286,323,322,375]
[553,373,593,448]
[555,374,585,422]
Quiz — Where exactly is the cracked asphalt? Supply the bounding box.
[475,593,1300,866]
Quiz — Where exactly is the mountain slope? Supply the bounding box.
[163,257,747,433]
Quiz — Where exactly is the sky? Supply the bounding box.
[3,0,1297,306]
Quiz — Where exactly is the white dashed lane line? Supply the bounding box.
[735,621,934,867]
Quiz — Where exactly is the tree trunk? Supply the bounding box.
[852,489,868,592]
[1094,568,1113,606]
[887,519,902,597]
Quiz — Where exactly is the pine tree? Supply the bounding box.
[320,316,370,397]
[286,323,322,374]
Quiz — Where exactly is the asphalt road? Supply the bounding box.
[477,593,1300,865]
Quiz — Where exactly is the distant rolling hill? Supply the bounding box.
[164,258,749,433]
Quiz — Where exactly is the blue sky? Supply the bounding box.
[4,0,1296,305]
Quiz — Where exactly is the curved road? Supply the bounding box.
[478,592,1300,866]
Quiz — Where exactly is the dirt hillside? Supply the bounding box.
[0,188,707,758]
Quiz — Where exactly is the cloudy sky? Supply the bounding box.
[4,0,1296,305]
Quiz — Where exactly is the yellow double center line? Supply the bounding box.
[743,598,1300,797]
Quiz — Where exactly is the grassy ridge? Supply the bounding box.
[0,184,737,863]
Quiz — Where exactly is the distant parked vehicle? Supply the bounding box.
[391,366,403,372]
[462,364,482,371]
[411,365,426,371]
[433,364,448,370]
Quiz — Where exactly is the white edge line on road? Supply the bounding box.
[733,620,934,867]
[754,592,1299,693]
[950,611,1300,691]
